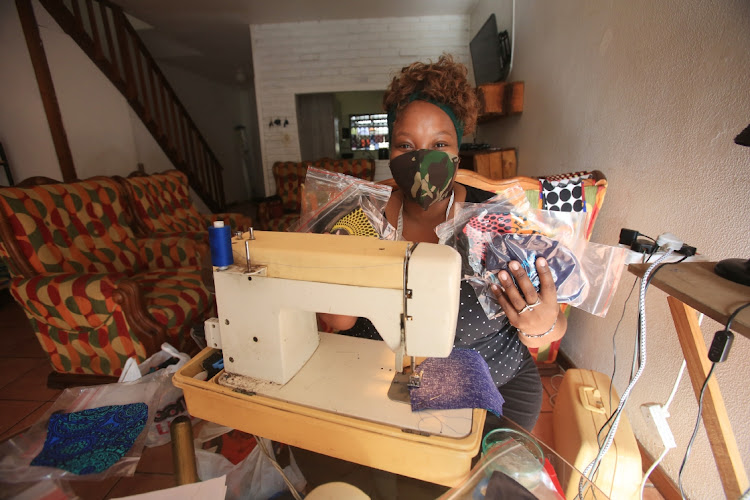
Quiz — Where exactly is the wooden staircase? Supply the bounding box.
[37,0,226,211]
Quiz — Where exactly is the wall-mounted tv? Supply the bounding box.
[470,14,511,85]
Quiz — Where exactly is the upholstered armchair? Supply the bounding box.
[118,169,253,239]
[255,158,375,231]
[0,176,215,381]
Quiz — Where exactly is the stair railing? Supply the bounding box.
[37,0,226,211]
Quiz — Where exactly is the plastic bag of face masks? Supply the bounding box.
[292,167,395,239]
[436,186,627,318]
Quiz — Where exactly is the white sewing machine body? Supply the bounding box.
[205,230,470,437]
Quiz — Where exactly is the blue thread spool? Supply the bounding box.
[208,221,233,270]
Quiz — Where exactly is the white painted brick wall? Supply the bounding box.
[250,15,470,195]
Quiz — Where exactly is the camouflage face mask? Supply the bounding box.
[389,150,459,211]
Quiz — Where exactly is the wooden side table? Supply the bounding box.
[628,261,750,498]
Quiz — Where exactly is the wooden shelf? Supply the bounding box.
[476,81,524,122]
[458,148,517,180]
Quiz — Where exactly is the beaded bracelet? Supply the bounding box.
[518,317,558,339]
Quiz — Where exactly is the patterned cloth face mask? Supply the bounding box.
[389,149,459,211]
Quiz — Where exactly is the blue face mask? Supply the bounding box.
[389,149,459,210]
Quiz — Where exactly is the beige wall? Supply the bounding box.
[471,1,750,498]
[0,1,213,212]
[250,16,471,195]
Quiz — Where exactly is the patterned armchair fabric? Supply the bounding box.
[0,177,214,376]
[256,158,375,231]
[120,169,252,238]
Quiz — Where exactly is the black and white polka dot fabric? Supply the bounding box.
[540,172,592,213]
[453,281,524,387]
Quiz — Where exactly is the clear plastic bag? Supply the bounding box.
[436,185,626,319]
[293,167,394,239]
[117,343,199,447]
[193,425,306,500]
[0,371,168,483]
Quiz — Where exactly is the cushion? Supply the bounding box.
[0,179,142,274]
[125,171,206,233]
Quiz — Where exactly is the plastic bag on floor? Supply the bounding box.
[0,371,168,483]
[194,426,306,500]
[118,343,199,447]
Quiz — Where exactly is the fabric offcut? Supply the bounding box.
[31,403,148,475]
[409,348,504,417]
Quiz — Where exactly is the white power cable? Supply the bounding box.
[662,316,700,413]
[580,249,674,496]
[640,447,668,499]
[507,0,516,80]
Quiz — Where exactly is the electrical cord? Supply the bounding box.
[253,435,303,500]
[598,249,656,449]
[677,363,715,500]
[579,249,675,497]
[676,302,750,499]
[640,446,669,499]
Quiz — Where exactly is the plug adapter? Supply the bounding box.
[708,329,734,363]
[656,233,683,251]
[619,228,640,246]
[677,244,697,257]
[631,238,656,254]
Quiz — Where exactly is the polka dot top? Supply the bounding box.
[336,184,526,389]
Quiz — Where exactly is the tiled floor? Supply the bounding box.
[0,290,664,499]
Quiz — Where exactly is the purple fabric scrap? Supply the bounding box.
[409,348,504,417]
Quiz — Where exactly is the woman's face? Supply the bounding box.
[390,100,459,160]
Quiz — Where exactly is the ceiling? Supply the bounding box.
[113,0,478,85]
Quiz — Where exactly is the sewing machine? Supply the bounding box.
[202,230,475,437]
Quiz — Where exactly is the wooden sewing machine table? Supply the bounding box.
[173,346,486,487]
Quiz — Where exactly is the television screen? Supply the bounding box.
[470,14,509,85]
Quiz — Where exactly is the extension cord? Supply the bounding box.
[621,248,707,265]
[642,403,677,449]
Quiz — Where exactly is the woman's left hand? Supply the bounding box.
[491,258,566,346]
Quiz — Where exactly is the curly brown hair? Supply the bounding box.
[383,54,479,135]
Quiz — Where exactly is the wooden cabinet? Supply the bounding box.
[477,81,524,122]
[459,148,517,179]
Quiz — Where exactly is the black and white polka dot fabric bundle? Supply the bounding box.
[540,172,593,212]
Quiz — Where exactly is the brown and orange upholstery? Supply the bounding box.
[119,169,252,239]
[0,176,214,377]
[256,158,375,231]
[381,169,608,364]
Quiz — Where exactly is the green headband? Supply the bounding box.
[387,93,465,147]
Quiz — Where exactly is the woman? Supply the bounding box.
[321,54,566,431]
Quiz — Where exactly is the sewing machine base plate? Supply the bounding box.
[174,347,486,487]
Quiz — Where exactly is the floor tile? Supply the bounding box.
[0,357,47,391]
[531,411,555,449]
[0,400,54,441]
[0,400,45,437]
[0,362,61,401]
[105,473,177,498]
[69,477,120,500]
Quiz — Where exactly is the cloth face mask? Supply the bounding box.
[389,149,459,210]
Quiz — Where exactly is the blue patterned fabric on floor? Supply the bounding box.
[409,348,504,417]
[31,403,148,475]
